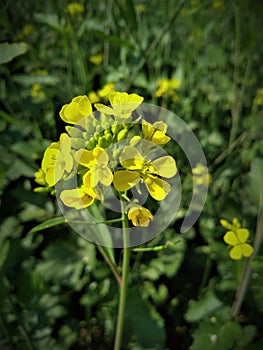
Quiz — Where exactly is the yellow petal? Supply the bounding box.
[113,170,140,191]
[97,167,113,187]
[242,243,254,257]
[220,219,232,230]
[144,176,170,201]
[236,228,249,243]
[230,245,242,260]
[60,96,92,124]
[75,149,94,168]
[120,146,145,170]
[151,156,177,178]
[223,231,238,246]
[151,130,171,145]
[60,188,94,209]
[94,103,114,115]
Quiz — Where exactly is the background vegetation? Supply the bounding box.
[1,0,263,349]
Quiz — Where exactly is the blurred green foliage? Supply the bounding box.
[0,0,263,349]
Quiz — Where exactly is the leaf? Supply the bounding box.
[0,240,10,267]
[123,288,165,348]
[185,290,223,323]
[30,217,67,233]
[0,42,28,64]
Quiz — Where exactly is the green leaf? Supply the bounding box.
[0,42,28,64]
[0,240,10,267]
[185,290,223,323]
[123,288,165,349]
[30,217,66,233]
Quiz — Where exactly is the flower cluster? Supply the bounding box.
[35,91,177,227]
[220,218,254,260]
[155,78,180,103]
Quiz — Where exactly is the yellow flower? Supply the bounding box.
[88,91,100,104]
[89,54,103,65]
[66,2,85,16]
[31,83,42,98]
[221,218,254,260]
[128,205,153,227]
[36,133,73,187]
[59,95,92,125]
[253,88,263,106]
[97,83,116,100]
[223,229,254,260]
[113,146,177,201]
[60,187,95,209]
[95,92,144,120]
[155,78,180,99]
[75,146,113,188]
[142,120,170,145]
[192,164,211,186]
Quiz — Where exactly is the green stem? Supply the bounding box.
[97,245,122,287]
[231,210,263,317]
[114,197,130,350]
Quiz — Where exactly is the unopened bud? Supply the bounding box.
[117,128,128,141]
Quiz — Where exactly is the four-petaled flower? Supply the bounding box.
[95,92,143,120]
[220,218,254,260]
[75,146,113,189]
[113,146,177,201]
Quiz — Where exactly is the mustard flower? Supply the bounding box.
[95,92,144,120]
[155,78,180,100]
[60,95,93,125]
[253,88,263,106]
[66,2,85,16]
[60,186,95,209]
[113,146,177,201]
[88,91,100,104]
[97,83,116,100]
[127,205,153,227]
[192,164,211,186]
[75,146,113,188]
[35,133,73,187]
[89,54,103,65]
[220,218,254,260]
[142,120,170,145]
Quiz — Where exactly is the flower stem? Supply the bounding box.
[114,197,130,350]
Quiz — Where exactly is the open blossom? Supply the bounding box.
[59,95,93,125]
[35,133,73,187]
[127,205,153,227]
[113,146,177,201]
[95,92,143,120]
[220,218,254,260]
[75,146,113,189]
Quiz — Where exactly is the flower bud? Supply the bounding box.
[117,128,128,141]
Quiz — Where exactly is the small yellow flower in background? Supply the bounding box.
[98,83,116,100]
[66,2,85,16]
[21,24,33,37]
[113,146,177,201]
[253,88,263,106]
[60,95,93,125]
[31,84,42,98]
[128,205,153,227]
[31,69,48,76]
[220,218,254,260]
[60,187,95,209]
[192,164,211,186]
[155,78,180,103]
[88,91,100,104]
[135,4,147,13]
[95,92,144,120]
[89,54,103,65]
[212,0,225,10]
[142,120,170,145]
